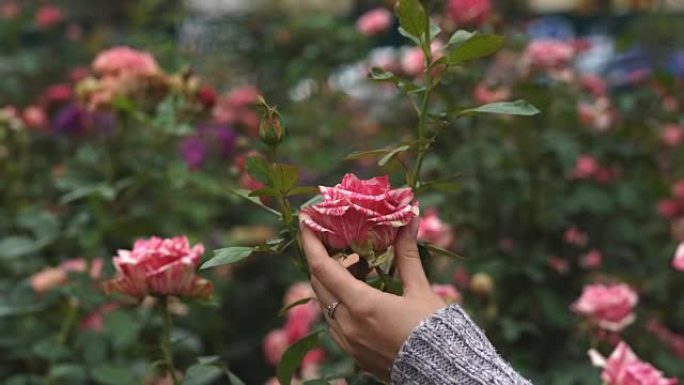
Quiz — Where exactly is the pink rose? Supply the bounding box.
[525,39,574,69]
[80,302,121,332]
[418,208,455,249]
[93,46,159,78]
[452,267,471,289]
[581,74,607,97]
[572,155,599,180]
[601,342,678,385]
[572,283,638,332]
[35,5,63,28]
[42,84,73,104]
[580,249,602,269]
[432,284,462,304]
[284,304,319,342]
[672,181,684,200]
[401,42,443,76]
[577,98,618,132]
[356,8,392,36]
[22,106,47,129]
[447,0,492,26]
[657,199,681,219]
[300,173,419,263]
[0,2,19,19]
[103,236,213,299]
[663,124,684,147]
[31,258,103,293]
[564,226,588,247]
[474,83,511,105]
[284,282,315,307]
[547,256,569,274]
[672,243,684,271]
[263,329,289,366]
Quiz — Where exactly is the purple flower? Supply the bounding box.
[180,136,207,169]
[52,104,87,135]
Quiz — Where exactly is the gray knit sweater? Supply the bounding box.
[391,305,532,385]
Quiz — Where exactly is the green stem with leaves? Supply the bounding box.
[410,43,435,190]
[160,297,180,385]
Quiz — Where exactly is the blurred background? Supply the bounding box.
[1,0,684,384]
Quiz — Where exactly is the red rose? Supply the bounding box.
[300,173,419,263]
[103,236,212,299]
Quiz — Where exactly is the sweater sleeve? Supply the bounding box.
[390,305,532,385]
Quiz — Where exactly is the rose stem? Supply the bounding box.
[160,297,180,385]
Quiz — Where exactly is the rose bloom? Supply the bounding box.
[401,42,443,76]
[80,302,120,332]
[31,258,103,293]
[418,208,455,249]
[564,226,588,247]
[525,39,575,69]
[35,5,63,28]
[600,342,678,385]
[547,256,569,274]
[263,329,289,366]
[571,283,638,332]
[0,2,19,19]
[671,181,684,200]
[432,284,462,304]
[22,106,47,129]
[572,154,600,180]
[662,124,684,147]
[103,236,213,299]
[673,243,684,271]
[452,266,471,289]
[93,46,159,78]
[580,74,607,97]
[356,8,392,36]
[300,173,419,263]
[42,84,73,104]
[578,98,618,133]
[447,0,491,26]
[474,83,511,105]
[657,199,681,219]
[580,249,602,269]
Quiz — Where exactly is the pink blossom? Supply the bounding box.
[672,243,684,271]
[662,124,684,147]
[657,199,680,219]
[572,155,599,180]
[35,5,63,28]
[283,282,315,308]
[564,227,588,247]
[226,86,260,109]
[22,106,47,129]
[284,304,319,342]
[418,209,455,249]
[263,329,289,366]
[30,258,103,293]
[42,84,73,104]
[301,348,325,368]
[356,8,392,36]
[80,302,121,332]
[447,0,492,26]
[69,67,90,83]
[474,83,511,104]
[401,42,443,76]
[663,97,679,113]
[525,39,574,69]
[103,236,213,299]
[577,97,618,132]
[432,284,462,304]
[572,283,638,332]
[646,319,684,358]
[452,267,471,289]
[580,249,602,269]
[300,173,419,263]
[93,46,159,78]
[601,342,678,385]
[580,74,607,97]
[547,256,569,274]
[0,2,19,19]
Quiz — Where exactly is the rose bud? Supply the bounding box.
[103,236,213,300]
[258,106,285,146]
[299,173,419,266]
[469,272,494,297]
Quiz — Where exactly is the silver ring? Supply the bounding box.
[325,301,341,319]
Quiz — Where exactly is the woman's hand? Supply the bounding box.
[300,218,446,382]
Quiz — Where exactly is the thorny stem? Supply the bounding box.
[160,297,180,385]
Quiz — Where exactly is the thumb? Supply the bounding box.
[394,218,430,295]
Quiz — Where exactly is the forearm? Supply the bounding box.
[391,305,532,385]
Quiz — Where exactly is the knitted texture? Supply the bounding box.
[391,305,532,385]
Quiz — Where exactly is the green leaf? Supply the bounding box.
[395,0,428,46]
[368,68,424,96]
[303,381,330,385]
[103,311,140,351]
[447,33,505,65]
[277,331,322,385]
[279,297,314,316]
[271,164,299,193]
[459,100,541,116]
[183,364,223,385]
[226,369,246,385]
[0,236,40,259]
[286,186,319,197]
[249,188,280,198]
[344,149,392,161]
[419,241,464,259]
[429,24,441,40]
[201,247,254,269]
[369,67,395,81]
[197,356,221,365]
[398,27,421,46]
[17,210,59,243]
[91,365,138,385]
[447,30,475,47]
[245,157,273,186]
[228,189,282,217]
[49,364,87,382]
[378,145,411,167]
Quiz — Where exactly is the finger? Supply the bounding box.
[300,223,368,302]
[394,217,430,295]
[327,324,352,354]
[311,277,352,324]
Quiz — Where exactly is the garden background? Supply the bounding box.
[1,0,684,384]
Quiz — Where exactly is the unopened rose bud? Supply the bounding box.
[470,272,494,297]
[259,108,284,146]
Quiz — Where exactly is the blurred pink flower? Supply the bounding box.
[564,227,588,247]
[284,303,320,342]
[547,256,569,274]
[35,5,63,28]
[580,75,607,97]
[22,106,47,129]
[646,318,684,358]
[356,8,392,36]
[474,83,511,104]
[657,199,681,219]
[572,155,599,180]
[447,0,492,26]
[103,236,212,299]
[284,282,315,308]
[600,342,678,385]
[401,42,443,76]
[418,208,455,249]
[672,181,684,200]
[452,266,471,289]
[572,283,638,332]
[31,258,103,293]
[263,329,289,366]
[80,302,121,332]
[577,98,618,132]
[525,39,574,69]
[662,124,684,148]
[672,243,684,271]
[663,97,679,113]
[0,2,19,19]
[93,46,159,78]
[300,173,419,262]
[42,84,73,104]
[69,67,90,83]
[580,249,602,269]
[432,284,462,304]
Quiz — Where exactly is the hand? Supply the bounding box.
[300,218,446,382]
